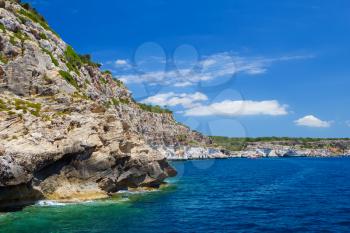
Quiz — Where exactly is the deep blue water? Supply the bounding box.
[1,158,350,232]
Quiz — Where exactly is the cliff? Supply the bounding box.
[0,0,208,209]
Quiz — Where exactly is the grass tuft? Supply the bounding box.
[137,103,172,114]
[59,70,79,90]
[42,48,59,66]
[18,8,59,37]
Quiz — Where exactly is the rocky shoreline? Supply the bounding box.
[0,0,202,210]
[159,145,350,160]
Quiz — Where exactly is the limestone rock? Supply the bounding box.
[0,1,202,209]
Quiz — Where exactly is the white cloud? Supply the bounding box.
[174,82,193,87]
[142,92,289,118]
[117,52,313,87]
[294,115,331,128]
[201,58,217,67]
[142,92,208,108]
[115,59,129,66]
[184,100,288,117]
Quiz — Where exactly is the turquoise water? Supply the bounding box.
[1,158,350,232]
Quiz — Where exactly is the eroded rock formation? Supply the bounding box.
[0,0,205,209]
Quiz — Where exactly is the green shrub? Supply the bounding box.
[12,30,29,55]
[137,103,172,114]
[14,99,41,116]
[63,46,101,74]
[18,8,45,26]
[64,46,82,74]
[0,23,5,32]
[39,32,47,40]
[79,54,100,67]
[111,98,119,105]
[72,92,90,100]
[9,36,16,45]
[120,98,130,105]
[110,98,131,106]
[177,134,187,142]
[54,109,72,117]
[104,101,112,109]
[189,140,200,146]
[65,62,78,74]
[103,70,112,75]
[113,78,124,87]
[209,136,247,151]
[59,70,79,90]
[18,15,28,24]
[18,8,59,37]
[0,53,8,64]
[100,77,108,85]
[42,48,59,66]
[7,110,16,116]
[0,99,9,111]
[20,2,31,11]
[14,30,28,41]
[209,136,350,151]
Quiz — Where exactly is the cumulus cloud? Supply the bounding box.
[184,100,288,117]
[174,81,193,87]
[117,52,313,87]
[115,59,129,66]
[142,92,208,109]
[294,115,331,128]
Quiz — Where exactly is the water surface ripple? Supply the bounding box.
[1,158,350,232]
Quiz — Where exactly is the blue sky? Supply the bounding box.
[27,0,350,137]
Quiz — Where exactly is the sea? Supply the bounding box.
[1,158,350,232]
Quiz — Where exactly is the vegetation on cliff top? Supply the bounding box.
[137,103,173,114]
[7,0,173,116]
[64,46,101,75]
[210,136,247,151]
[210,136,350,151]
[15,1,101,73]
[15,0,59,37]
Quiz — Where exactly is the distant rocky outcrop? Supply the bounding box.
[0,0,209,209]
[159,138,350,160]
[157,146,227,160]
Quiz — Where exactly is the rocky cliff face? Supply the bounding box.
[0,0,205,209]
[115,105,210,146]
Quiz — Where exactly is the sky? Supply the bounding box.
[26,0,350,138]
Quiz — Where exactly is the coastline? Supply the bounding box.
[2,151,349,211]
[2,158,350,232]
[0,184,171,212]
[157,145,350,160]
